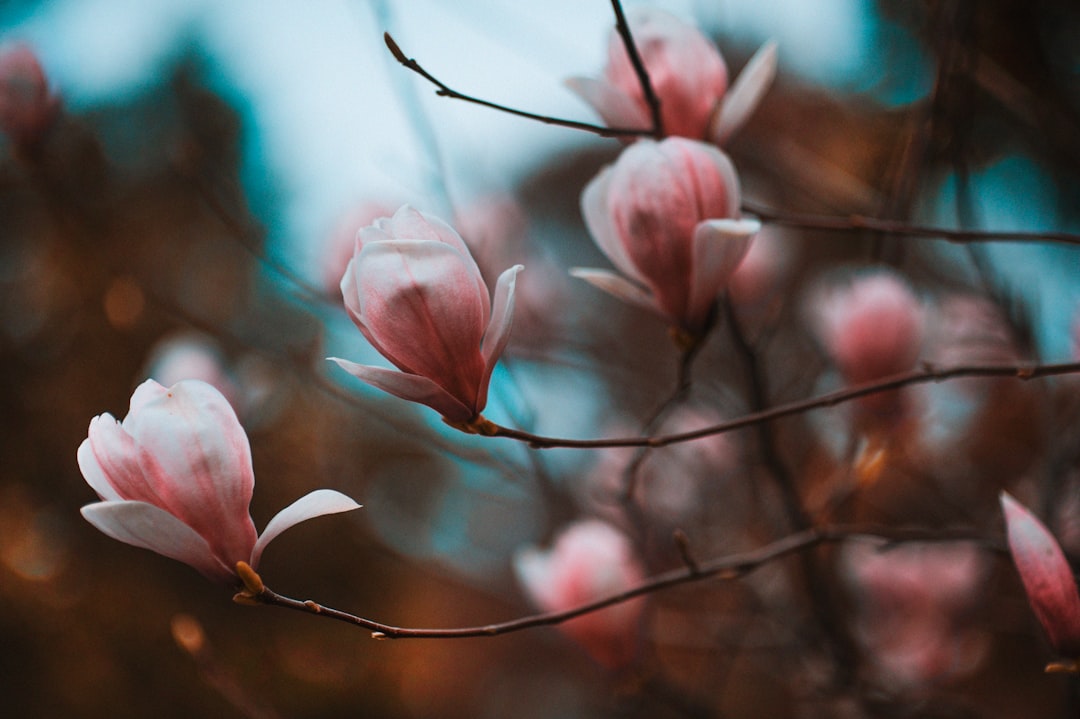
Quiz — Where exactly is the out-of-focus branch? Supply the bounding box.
[245,526,1003,639]
[743,199,1080,247]
[485,360,1080,449]
[722,299,808,529]
[722,299,858,685]
[382,33,652,139]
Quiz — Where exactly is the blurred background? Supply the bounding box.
[2,0,1080,716]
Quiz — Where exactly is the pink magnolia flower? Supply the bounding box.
[0,43,59,151]
[78,379,361,586]
[573,137,757,341]
[515,520,646,668]
[566,8,776,143]
[1001,492,1080,658]
[814,271,925,385]
[843,540,990,691]
[330,206,523,425]
[811,271,924,423]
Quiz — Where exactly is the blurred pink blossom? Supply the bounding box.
[588,403,742,527]
[78,379,360,585]
[330,205,522,424]
[0,43,59,151]
[813,271,925,386]
[1001,492,1080,658]
[566,8,776,144]
[573,137,757,343]
[142,332,238,408]
[514,519,646,668]
[455,194,572,352]
[454,193,528,289]
[843,540,990,691]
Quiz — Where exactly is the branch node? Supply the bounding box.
[673,529,701,575]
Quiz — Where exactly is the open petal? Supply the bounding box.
[250,489,361,568]
[329,357,475,422]
[686,218,757,329]
[564,76,650,132]
[710,40,778,145]
[477,264,523,412]
[82,500,234,584]
[569,268,661,318]
[1001,492,1080,655]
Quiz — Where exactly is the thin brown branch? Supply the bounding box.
[382,32,652,139]
[487,360,1080,449]
[743,199,1080,247]
[248,526,1003,639]
[609,0,663,138]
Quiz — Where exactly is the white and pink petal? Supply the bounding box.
[710,40,778,146]
[685,218,757,329]
[569,268,661,319]
[122,380,257,563]
[329,357,475,422]
[477,264,523,412]
[81,500,235,584]
[1001,492,1080,656]
[352,240,488,402]
[250,489,362,568]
